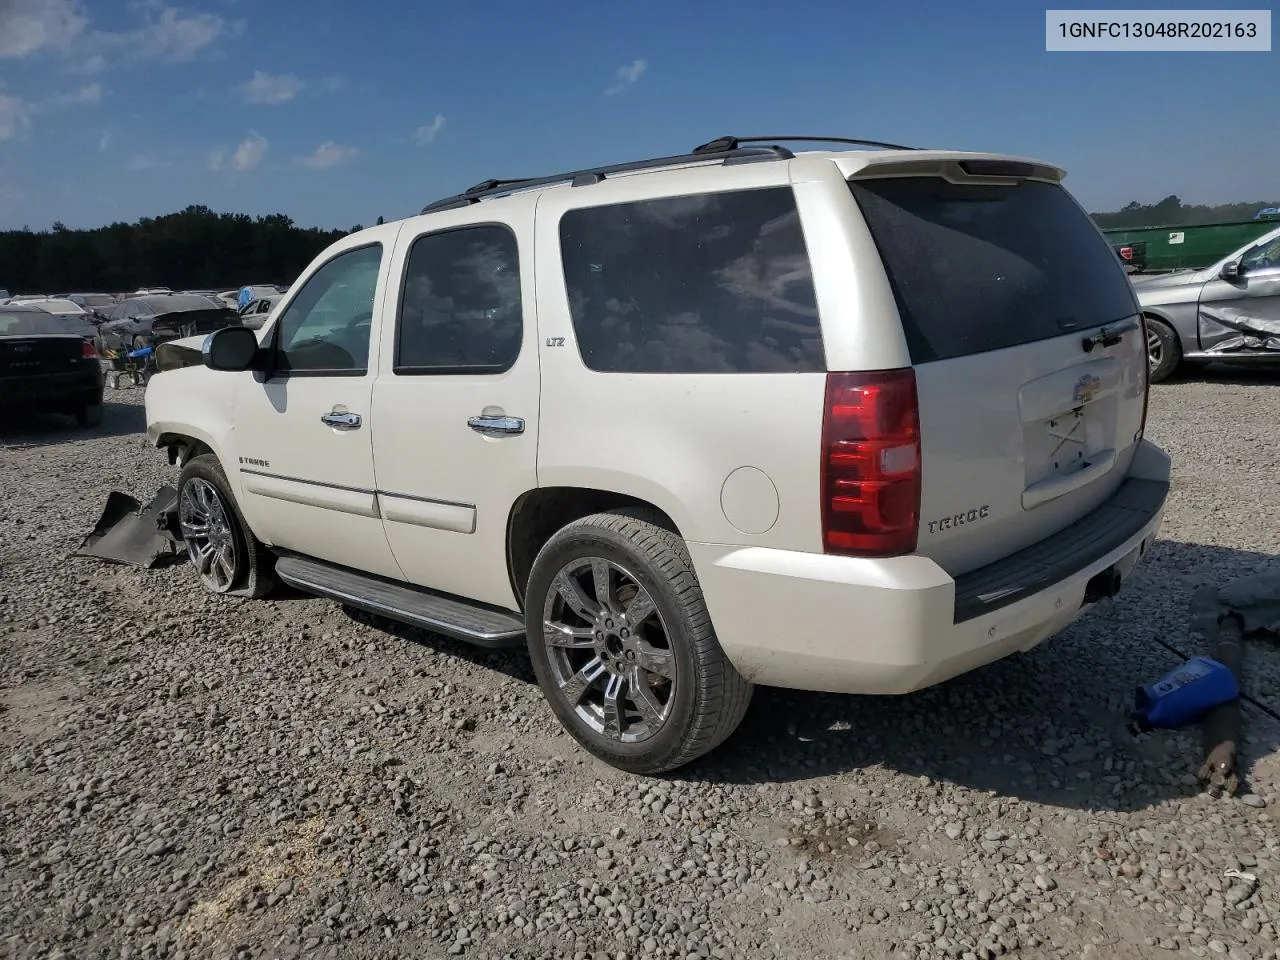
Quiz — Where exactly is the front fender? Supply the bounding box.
[144,365,242,499]
[1141,301,1200,351]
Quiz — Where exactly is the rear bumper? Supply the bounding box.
[689,440,1170,695]
[1,368,104,408]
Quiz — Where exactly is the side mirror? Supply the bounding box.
[1221,261,1242,281]
[203,326,260,372]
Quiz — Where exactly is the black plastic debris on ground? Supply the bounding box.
[74,486,185,568]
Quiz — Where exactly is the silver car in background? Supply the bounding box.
[1136,225,1280,382]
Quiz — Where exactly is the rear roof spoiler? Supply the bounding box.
[839,152,1066,184]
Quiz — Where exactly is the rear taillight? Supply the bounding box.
[821,369,921,557]
[81,339,97,358]
[1119,246,1134,261]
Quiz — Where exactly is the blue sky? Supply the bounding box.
[0,0,1275,230]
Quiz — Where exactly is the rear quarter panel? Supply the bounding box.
[533,162,845,552]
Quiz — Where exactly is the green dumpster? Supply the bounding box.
[1102,215,1280,273]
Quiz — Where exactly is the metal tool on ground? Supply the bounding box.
[1186,571,1280,797]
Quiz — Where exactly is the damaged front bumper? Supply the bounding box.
[74,487,184,568]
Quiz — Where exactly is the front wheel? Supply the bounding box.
[177,454,275,597]
[524,510,753,775]
[1145,317,1181,384]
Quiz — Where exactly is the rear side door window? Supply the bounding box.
[272,244,383,375]
[558,187,824,374]
[394,225,523,374]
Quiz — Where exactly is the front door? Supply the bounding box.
[1198,230,1280,352]
[230,238,404,580]
[370,210,539,610]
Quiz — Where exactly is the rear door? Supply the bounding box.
[847,170,1147,576]
[369,205,539,611]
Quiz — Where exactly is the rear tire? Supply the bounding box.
[1145,317,1181,384]
[75,403,104,428]
[524,509,753,775]
[177,454,275,598]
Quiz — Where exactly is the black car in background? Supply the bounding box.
[0,303,105,427]
[63,293,119,321]
[97,294,242,353]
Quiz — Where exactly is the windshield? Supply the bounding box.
[849,177,1139,363]
[0,311,73,335]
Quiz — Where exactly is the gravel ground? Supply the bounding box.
[2,371,1279,960]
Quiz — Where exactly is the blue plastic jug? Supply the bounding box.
[1132,656,1239,731]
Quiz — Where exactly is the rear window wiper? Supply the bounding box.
[1082,319,1139,353]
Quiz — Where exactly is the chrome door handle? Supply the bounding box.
[467,414,524,437]
[321,410,362,429]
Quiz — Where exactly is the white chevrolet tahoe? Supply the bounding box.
[145,135,1171,774]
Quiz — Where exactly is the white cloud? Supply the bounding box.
[231,131,267,170]
[46,82,101,107]
[2,2,238,70]
[240,70,303,105]
[97,129,110,152]
[208,146,226,171]
[0,0,88,59]
[0,93,31,141]
[131,4,237,61]
[297,141,358,169]
[85,3,240,67]
[412,114,445,145]
[605,58,648,96]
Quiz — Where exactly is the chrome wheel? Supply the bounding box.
[542,557,675,743]
[180,478,237,593]
[1146,327,1164,370]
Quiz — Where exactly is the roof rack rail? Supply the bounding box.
[692,135,921,154]
[420,143,795,214]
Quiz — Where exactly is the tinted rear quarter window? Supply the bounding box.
[559,187,824,374]
[848,178,1138,363]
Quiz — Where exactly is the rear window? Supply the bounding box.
[0,311,68,335]
[848,177,1138,363]
[559,187,824,374]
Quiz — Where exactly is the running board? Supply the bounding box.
[274,555,526,648]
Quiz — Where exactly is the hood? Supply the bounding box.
[154,334,207,372]
[1130,268,1209,291]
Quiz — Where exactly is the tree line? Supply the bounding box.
[3,196,1278,295]
[0,206,360,295]
[1092,195,1280,230]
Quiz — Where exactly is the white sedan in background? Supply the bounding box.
[238,295,283,330]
